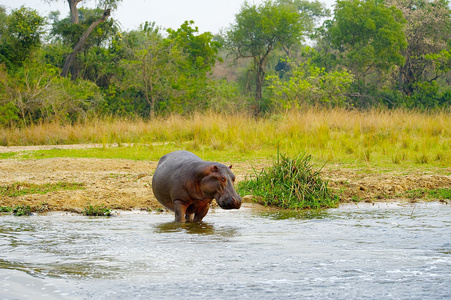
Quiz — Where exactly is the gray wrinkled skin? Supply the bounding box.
[152,151,242,222]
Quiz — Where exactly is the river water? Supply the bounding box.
[1,202,450,300]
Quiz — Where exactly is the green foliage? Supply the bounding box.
[50,7,120,81]
[238,152,339,209]
[267,48,354,108]
[424,49,451,79]
[0,102,19,127]
[118,20,221,116]
[406,81,451,109]
[0,206,13,212]
[0,182,84,197]
[319,0,407,106]
[328,0,407,73]
[387,0,451,96]
[225,0,305,112]
[0,6,46,69]
[84,203,112,216]
[41,42,72,69]
[1,0,451,122]
[0,205,34,216]
[12,205,32,216]
[166,20,221,73]
[277,0,331,34]
[1,55,104,124]
[206,79,252,112]
[227,1,304,58]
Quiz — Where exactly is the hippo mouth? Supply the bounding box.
[216,196,242,210]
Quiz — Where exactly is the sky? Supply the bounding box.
[1,0,335,34]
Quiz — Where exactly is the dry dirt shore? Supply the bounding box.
[0,145,450,212]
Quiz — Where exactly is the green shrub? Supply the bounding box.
[84,203,112,216]
[238,152,339,209]
[13,205,32,216]
[0,102,19,127]
[0,206,13,212]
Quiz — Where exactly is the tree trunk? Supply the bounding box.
[67,0,82,24]
[255,67,264,113]
[60,9,111,78]
[254,59,266,115]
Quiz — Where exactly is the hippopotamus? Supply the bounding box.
[152,150,242,222]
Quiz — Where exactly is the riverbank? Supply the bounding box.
[1,147,450,212]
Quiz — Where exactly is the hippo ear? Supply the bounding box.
[211,165,219,172]
[229,165,233,169]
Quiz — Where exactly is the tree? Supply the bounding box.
[50,7,119,83]
[46,0,120,24]
[386,0,451,96]
[163,21,222,113]
[60,8,111,77]
[117,21,221,117]
[166,20,221,74]
[326,0,407,95]
[0,6,46,69]
[225,0,304,114]
[267,47,354,109]
[46,0,121,77]
[121,22,180,117]
[277,0,330,36]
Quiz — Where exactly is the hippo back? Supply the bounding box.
[152,151,203,210]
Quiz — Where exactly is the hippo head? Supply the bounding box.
[200,163,242,210]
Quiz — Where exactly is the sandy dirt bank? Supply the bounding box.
[0,145,450,212]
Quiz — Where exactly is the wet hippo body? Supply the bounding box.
[152,150,242,222]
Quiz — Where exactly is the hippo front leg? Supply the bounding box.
[173,200,189,223]
[193,205,210,222]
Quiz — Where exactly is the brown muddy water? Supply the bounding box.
[1,202,451,300]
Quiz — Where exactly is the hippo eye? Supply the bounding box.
[220,177,226,183]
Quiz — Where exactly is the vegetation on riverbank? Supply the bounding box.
[1,0,451,213]
[1,108,450,213]
[0,182,84,197]
[2,0,451,127]
[2,109,450,169]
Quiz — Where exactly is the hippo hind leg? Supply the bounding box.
[185,212,194,222]
[174,200,188,223]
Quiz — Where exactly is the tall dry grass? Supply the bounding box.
[2,108,450,167]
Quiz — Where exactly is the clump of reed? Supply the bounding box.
[237,152,339,209]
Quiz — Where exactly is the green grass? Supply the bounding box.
[84,203,113,216]
[428,188,451,199]
[0,182,85,197]
[403,188,451,200]
[2,143,271,164]
[0,205,33,216]
[0,206,13,212]
[2,109,450,170]
[12,205,32,216]
[237,152,339,209]
[0,153,16,159]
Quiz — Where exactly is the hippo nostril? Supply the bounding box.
[232,197,242,209]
